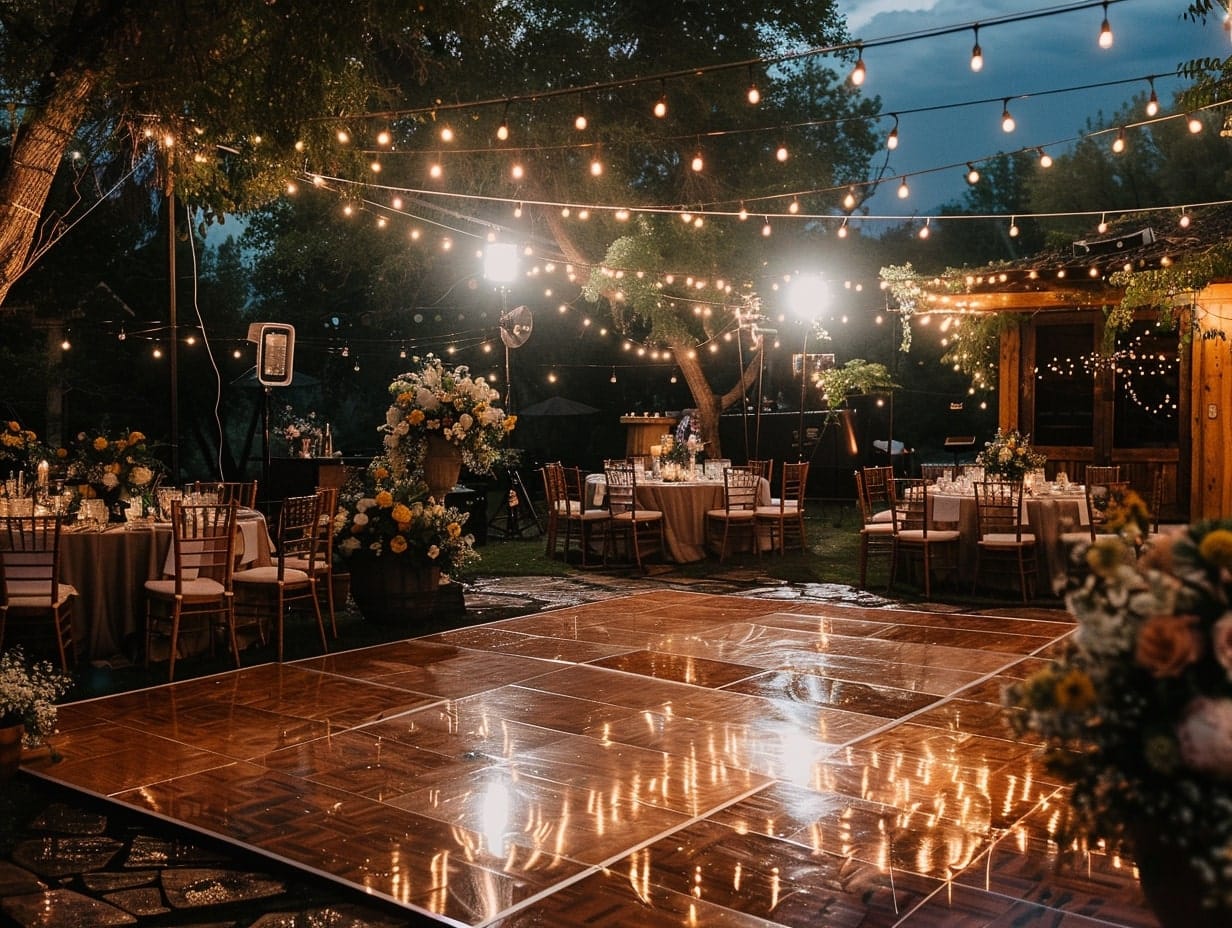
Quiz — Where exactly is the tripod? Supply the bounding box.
[487,465,542,539]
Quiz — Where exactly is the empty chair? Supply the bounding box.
[756,461,808,553]
[972,480,1038,602]
[861,465,896,524]
[889,478,960,599]
[233,494,329,663]
[560,466,609,568]
[1060,479,1127,550]
[282,486,340,637]
[0,514,77,672]
[540,462,571,559]
[854,470,895,590]
[705,467,762,561]
[145,501,238,681]
[189,480,258,509]
[602,462,664,571]
[1084,465,1121,487]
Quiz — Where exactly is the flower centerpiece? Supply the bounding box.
[380,354,516,488]
[975,427,1046,480]
[66,429,165,517]
[278,405,324,457]
[1005,521,1232,924]
[1,646,72,750]
[0,420,48,480]
[658,434,701,480]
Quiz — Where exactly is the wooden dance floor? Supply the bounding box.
[26,591,1161,927]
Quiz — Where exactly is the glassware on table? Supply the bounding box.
[157,488,183,521]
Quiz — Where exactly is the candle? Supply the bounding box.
[650,445,662,458]
[37,459,49,488]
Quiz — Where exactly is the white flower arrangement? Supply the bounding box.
[1,647,72,749]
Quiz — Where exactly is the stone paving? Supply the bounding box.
[0,568,1065,928]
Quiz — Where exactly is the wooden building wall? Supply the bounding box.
[1190,282,1232,521]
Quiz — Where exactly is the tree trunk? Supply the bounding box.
[0,68,97,308]
[672,339,763,460]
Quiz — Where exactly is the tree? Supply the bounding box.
[0,1,510,308]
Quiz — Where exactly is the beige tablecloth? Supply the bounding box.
[587,475,771,563]
[928,489,1088,594]
[59,510,273,661]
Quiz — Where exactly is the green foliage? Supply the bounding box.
[815,359,897,409]
[1108,242,1232,344]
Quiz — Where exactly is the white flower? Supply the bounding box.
[338,536,360,554]
[356,497,377,512]
[427,544,440,559]
[385,407,403,427]
[352,512,370,528]
[416,386,439,410]
[1177,697,1232,778]
[129,465,153,487]
[457,413,473,431]
[101,472,119,490]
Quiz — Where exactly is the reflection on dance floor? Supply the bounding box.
[26,591,1161,927]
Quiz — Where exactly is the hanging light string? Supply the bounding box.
[311,0,1132,126]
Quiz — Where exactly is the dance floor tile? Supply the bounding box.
[28,592,1160,927]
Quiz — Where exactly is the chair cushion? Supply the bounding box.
[569,510,610,522]
[612,510,663,522]
[870,510,894,524]
[754,506,800,517]
[707,509,756,521]
[767,499,799,510]
[283,556,326,573]
[860,523,896,537]
[7,582,78,608]
[233,566,311,584]
[144,577,227,599]
[896,528,961,542]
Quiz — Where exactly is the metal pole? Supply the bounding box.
[167,191,179,482]
[798,327,808,462]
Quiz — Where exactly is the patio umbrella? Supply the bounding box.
[518,396,600,417]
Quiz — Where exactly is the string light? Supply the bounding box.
[574,95,587,131]
[653,80,667,119]
[589,153,603,176]
[897,176,910,199]
[885,114,899,151]
[746,67,761,105]
[690,148,704,172]
[966,163,980,184]
[439,125,455,143]
[1009,215,1020,237]
[610,367,617,383]
[1180,208,1190,228]
[970,25,983,72]
[850,45,866,86]
[843,188,857,210]
[1037,148,1053,168]
[1188,113,1204,134]
[775,143,789,162]
[918,218,931,240]
[1098,213,1108,234]
[1001,98,1016,133]
[1098,1,1113,49]
[738,202,749,220]
[1146,77,1159,117]
[1111,128,1126,153]
[496,103,511,141]
[837,217,849,238]
[762,217,772,237]
[376,129,391,146]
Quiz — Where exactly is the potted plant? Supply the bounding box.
[1,646,72,776]
[1005,519,1232,926]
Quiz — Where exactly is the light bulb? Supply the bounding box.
[574,112,587,131]
[966,163,980,184]
[970,26,983,72]
[738,203,749,220]
[496,120,509,141]
[429,161,442,179]
[369,159,381,173]
[511,162,524,180]
[1112,129,1126,154]
[336,129,350,144]
[897,177,909,199]
[590,157,603,176]
[837,222,848,239]
[610,369,617,383]
[1188,114,1204,134]
[886,125,898,150]
[1001,100,1015,133]
[788,199,799,214]
[440,126,454,143]
[1098,4,1113,48]
[850,49,865,86]
[690,152,704,172]
[762,219,772,237]
[1146,84,1159,117]
[747,83,760,105]
[918,220,930,240]
[776,144,788,162]
[654,95,667,118]
[1180,211,1191,228]
[1098,214,1108,234]
[1038,149,1053,168]
[377,129,391,146]
[843,188,856,210]
[1009,217,1020,237]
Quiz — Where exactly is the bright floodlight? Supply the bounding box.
[483,242,520,284]
[787,274,827,320]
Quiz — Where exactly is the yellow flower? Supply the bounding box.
[408,409,426,426]
[503,415,517,432]
[373,466,390,479]
[127,431,145,444]
[1198,529,1232,569]
[447,521,461,538]
[55,447,67,459]
[92,436,109,452]
[1053,668,1096,712]
[396,391,413,406]
[375,490,394,508]
[5,421,19,433]
[105,462,121,474]
[391,503,412,523]
[388,534,408,554]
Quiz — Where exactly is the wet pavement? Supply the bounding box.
[0,568,1112,928]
